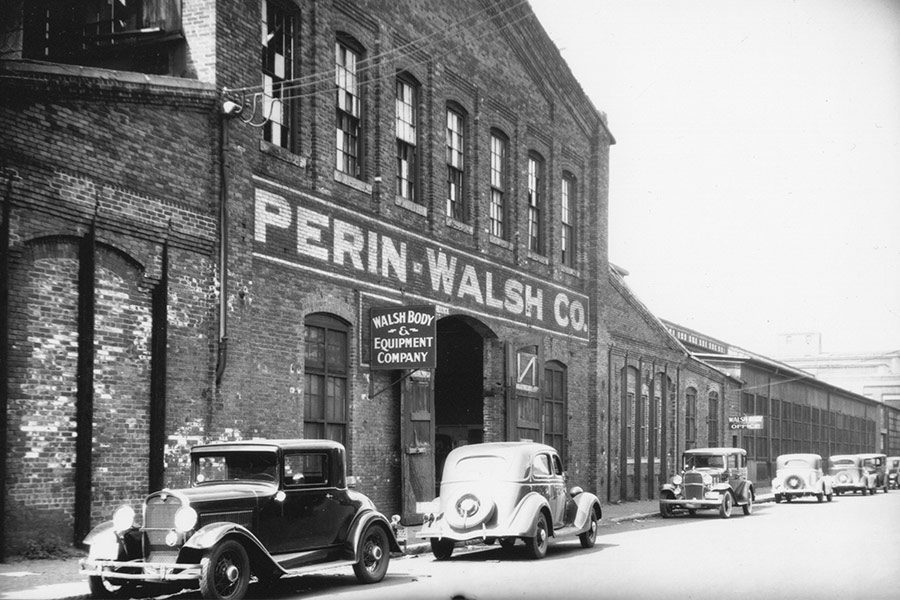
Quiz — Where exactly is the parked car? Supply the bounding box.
[80,439,400,600]
[858,453,889,494]
[417,441,602,560]
[828,454,876,495]
[659,447,755,518]
[771,453,833,503]
[887,456,900,490]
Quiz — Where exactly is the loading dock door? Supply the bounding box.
[400,369,434,524]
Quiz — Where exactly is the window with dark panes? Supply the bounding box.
[527,154,545,254]
[396,77,418,202]
[304,314,348,445]
[283,453,329,487]
[640,392,649,458]
[561,173,576,267]
[543,362,567,456]
[446,108,465,220]
[262,0,295,149]
[707,390,719,447]
[489,132,507,239]
[336,39,362,177]
[685,387,697,449]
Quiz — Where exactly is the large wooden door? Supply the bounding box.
[400,369,434,524]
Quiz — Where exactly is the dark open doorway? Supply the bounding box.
[433,315,487,487]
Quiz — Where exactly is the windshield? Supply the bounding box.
[193,451,278,484]
[684,454,724,470]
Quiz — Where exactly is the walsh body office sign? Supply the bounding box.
[369,305,436,370]
[252,183,590,340]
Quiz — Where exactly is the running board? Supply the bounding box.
[279,559,357,576]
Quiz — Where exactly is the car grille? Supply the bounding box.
[683,472,704,500]
[144,495,183,563]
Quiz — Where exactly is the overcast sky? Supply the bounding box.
[528,0,900,356]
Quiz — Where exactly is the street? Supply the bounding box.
[249,491,900,600]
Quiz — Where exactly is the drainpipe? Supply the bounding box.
[215,102,233,386]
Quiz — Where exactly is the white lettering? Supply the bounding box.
[524,284,543,321]
[485,272,504,309]
[254,190,290,244]
[504,279,524,315]
[457,264,484,304]
[426,248,457,295]
[333,219,365,270]
[381,236,407,283]
[296,208,329,261]
[554,293,569,328]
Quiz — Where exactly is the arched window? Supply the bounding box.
[707,390,719,447]
[304,313,350,445]
[543,361,567,457]
[685,387,698,449]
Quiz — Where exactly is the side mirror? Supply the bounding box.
[346,475,360,488]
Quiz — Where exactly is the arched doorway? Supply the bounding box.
[433,315,493,485]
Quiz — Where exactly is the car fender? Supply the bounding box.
[347,510,402,556]
[660,482,677,493]
[506,492,551,537]
[181,522,280,573]
[571,492,602,532]
[710,482,732,494]
[731,481,753,502]
[82,520,116,546]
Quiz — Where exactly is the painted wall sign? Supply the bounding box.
[728,415,764,430]
[252,184,591,339]
[370,305,436,370]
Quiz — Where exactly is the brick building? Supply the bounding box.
[1,0,736,556]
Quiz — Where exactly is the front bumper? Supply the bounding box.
[80,558,202,582]
[417,522,522,542]
[658,496,722,510]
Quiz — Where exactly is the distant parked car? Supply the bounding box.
[887,456,900,490]
[659,447,755,518]
[417,441,602,560]
[80,439,400,600]
[858,453,889,494]
[828,454,876,495]
[771,453,833,503]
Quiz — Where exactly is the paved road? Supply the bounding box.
[256,490,899,600]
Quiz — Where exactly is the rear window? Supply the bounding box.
[446,455,513,480]
[831,459,855,468]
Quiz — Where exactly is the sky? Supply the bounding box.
[528,0,900,356]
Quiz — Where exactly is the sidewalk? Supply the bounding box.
[0,489,773,600]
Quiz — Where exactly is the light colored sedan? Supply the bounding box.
[417,441,601,560]
[772,453,833,503]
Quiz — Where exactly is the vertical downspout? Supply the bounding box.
[0,168,18,562]
[660,363,669,481]
[214,107,229,386]
[619,352,627,502]
[74,214,96,546]
[606,347,612,503]
[148,237,169,492]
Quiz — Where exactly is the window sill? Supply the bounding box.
[559,264,580,277]
[446,217,474,234]
[260,140,306,168]
[489,235,512,250]
[334,170,372,194]
[395,196,427,216]
[527,251,549,265]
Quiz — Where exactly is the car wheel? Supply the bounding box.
[742,492,753,516]
[826,492,833,502]
[659,491,674,518]
[525,513,549,559]
[579,510,598,548]
[687,509,697,516]
[785,495,793,503]
[718,492,733,519]
[498,537,516,550]
[353,525,391,584]
[88,576,136,599]
[774,494,782,504]
[430,538,455,561]
[199,539,250,600]
[816,492,824,503]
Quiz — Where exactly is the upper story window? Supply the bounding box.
[708,390,719,447]
[685,387,698,449]
[561,173,576,267]
[527,154,545,254]
[335,39,362,177]
[446,107,465,221]
[395,77,418,202]
[489,131,508,239]
[262,0,295,150]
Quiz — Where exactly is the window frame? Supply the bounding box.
[261,0,297,150]
[303,313,350,445]
[526,153,545,255]
[395,75,419,202]
[489,130,508,240]
[685,387,698,450]
[445,105,466,221]
[560,172,576,267]
[707,390,719,447]
[335,36,363,178]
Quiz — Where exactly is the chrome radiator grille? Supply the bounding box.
[144,495,183,563]
[683,472,704,500]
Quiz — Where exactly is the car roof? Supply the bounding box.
[829,454,859,461]
[777,453,822,461]
[855,452,886,459]
[683,447,745,455]
[446,441,559,459]
[191,439,345,452]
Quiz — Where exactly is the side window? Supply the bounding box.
[727,454,738,469]
[740,454,747,468]
[284,452,329,487]
[532,454,551,478]
[551,454,563,476]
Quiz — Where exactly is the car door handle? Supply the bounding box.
[326,493,333,499]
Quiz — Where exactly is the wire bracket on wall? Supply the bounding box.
[221,88,275,128]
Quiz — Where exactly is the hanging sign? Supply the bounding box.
[729,415,764,430]
[370,305,436,370]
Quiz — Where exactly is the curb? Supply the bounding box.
[608,493,776,523]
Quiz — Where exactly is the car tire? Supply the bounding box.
[816,492,824,503]
[525,513,549,559]
[742,492,753,516]
[199,539,250,600]
[659,491,674,518]
[430,538,455,561]
[826,492,833,502]
[718,492,733,519]
[353,525,391,584]
[774,494,782,504]
[88,576,136,599]
[578,510,598,548]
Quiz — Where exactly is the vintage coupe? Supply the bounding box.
[887,456,900,490]
[858,453,889,494]
[659,447,755,518]
[829,454,877,495]
[80,439,400,600]
[417,441,602,560]
[771,453,833,503]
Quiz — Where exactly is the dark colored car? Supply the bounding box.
[80,439,400,600]
[659,447,755,518]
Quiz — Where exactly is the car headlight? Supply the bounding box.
[672,475,683,485]
[174,506,198,533]
[702,473,713,485]
[112,505,136,532]
[88,529,120,560]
